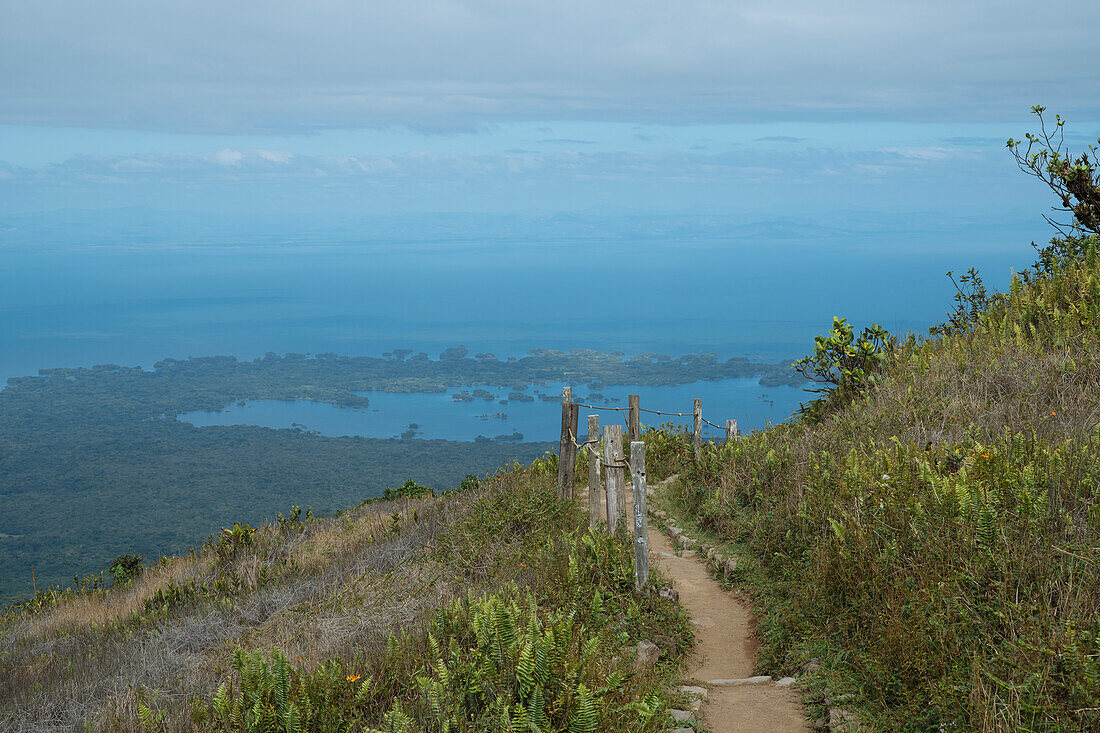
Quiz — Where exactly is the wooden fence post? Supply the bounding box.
[603,424,625,534]
[693,398,702,462]
[630,440,649,592]
[587,414,601,530]
[726,419,737,443]
[628,394,640,441]
[557,387,579,499]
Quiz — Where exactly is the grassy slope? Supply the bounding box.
[655,255,1100,731]
[1,458,693,732]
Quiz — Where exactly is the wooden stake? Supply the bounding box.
[630,440,649,591]
[693,397,702,462]
[726,418,736,443]
[628,394,640,441]
[587,414,602,530]
[557,387,576,498]
[603,424,625,534]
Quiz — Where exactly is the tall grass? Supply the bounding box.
[662,254,1100,731]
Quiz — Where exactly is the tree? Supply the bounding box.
[1008,106,1100,238]
[440,345,468,361]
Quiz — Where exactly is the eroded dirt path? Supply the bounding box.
[612,473,805,733]
[648,528,806,731]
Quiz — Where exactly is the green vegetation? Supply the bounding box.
[1,457,692,732]
[0,345,797,601]
[646,111,1100,730]
[792,317,894,421]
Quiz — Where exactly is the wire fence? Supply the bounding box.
[569,401,731,432]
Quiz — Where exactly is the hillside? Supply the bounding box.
[649,241,1100,729]
[1,464,694,731]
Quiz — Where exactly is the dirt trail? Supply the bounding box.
[613,477,806,732]
[648,528,806,731]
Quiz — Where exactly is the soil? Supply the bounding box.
[648,527,807,731]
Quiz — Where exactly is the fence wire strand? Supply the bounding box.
[565,401,737,440]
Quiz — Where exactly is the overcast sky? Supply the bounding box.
[1,0,1097,218]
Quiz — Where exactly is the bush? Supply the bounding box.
[793,317,894,421]
[109,553,144,586]
[383,479,435,501]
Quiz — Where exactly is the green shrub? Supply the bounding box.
[109,553,145,586]
[794,317,894,421]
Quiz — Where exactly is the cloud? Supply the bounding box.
[0,143,992,194]
[1,0,1097,133]
[756,136,807,143]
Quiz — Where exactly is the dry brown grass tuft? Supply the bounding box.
[23,553,214,638]
[0,493,452,732]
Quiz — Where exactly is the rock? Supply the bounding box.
[804,657,822,674]
[669,526,682,538]
[679,537,695,549]
[723,558,738,575]
[699,544,712,556]
[706,547,718,561]
[676,550,688,557]
[829,707,860,732]
[669,709,693,723]
[658,586,680,602]
[678,685,708,699]
[775,676,798,687]
[634,640,661,668]
[811,717,827,730]
[708,675,772,686]
[672,728,695,733]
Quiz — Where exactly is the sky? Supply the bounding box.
[1,0,1098,219]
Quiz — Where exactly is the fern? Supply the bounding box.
[567,684,597,733]
[978,505,997,551]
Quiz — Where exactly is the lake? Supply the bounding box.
[178,378,807,442]
[0,229,1036,436]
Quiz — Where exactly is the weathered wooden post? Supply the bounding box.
[630,440,649,591]
[693,397,702,462]
[628,394,640,441]
[603,424,625,534]
[557,387,579,499]
[587,414,602,530]
[725,418,738,443]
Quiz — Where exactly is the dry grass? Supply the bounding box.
[24,553,214,638]
[0,494,449,732]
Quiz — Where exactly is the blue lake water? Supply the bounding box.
[0,234,1036,386]
[179,378,807,442]
[0,229,1038,437]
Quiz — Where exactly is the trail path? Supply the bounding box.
[622,478,807,732]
